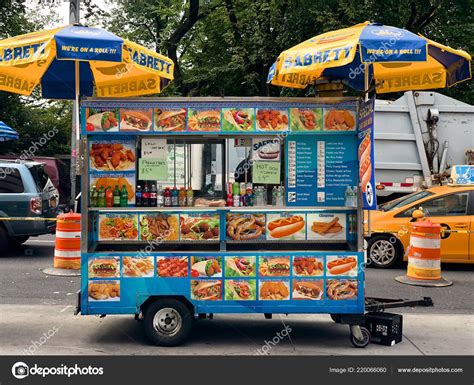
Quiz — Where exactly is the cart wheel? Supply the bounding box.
[330,314,341,323]
[143,299,193,346]
[350,326,371,348]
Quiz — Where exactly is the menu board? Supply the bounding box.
[286,134,358,206]
[81,101,358,135]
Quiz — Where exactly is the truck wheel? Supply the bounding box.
[350,326,371,348]
[143,299,193,346]
[0,226,11,250]
[367,235,402,268]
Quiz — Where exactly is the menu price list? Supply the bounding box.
[286,135,357,206]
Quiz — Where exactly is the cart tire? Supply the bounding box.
[350,326,371,348]
[143,299,193,346]
[330,314,341,323]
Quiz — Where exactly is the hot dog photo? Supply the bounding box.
[154,108,186,132]
[307,213,346,241]
[266,214,306,240]
[326,255,358,276]
[292,279,323,300]
[119,108,152,132]
[358,131,372,193]
[326,279,358,300]
[252,138,281,161]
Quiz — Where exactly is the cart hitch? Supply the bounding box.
[365,296,433,312]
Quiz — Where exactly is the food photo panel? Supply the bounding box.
[225,280,257,301]
[258,280,290,300]
[266,213,306,240]
[326,255,358,277]
[307,213,346,241]
[156,256,189,278]
[326,279,358,300]
[292,256,324,277]
[292,279,324,300]
[222,108,255,132]
[224,256,256,277]
[89,139,136,172]
[190,256,222,278]
[122,256,155,278]
[154,107,187,132]
[119,108,153,132]
[191,280,222,301]
[85,107,119,132]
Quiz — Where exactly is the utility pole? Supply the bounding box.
[69,0,80,208]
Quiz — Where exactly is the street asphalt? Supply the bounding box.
[0,234,472,355]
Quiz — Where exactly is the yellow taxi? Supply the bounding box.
[365,185,473,268]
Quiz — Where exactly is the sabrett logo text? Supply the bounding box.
[283,46,352,69]
[127,48,172,74]
[0,42,47,62]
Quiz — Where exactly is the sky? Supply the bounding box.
[25,0,113,28]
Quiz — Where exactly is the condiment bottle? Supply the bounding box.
[105,187,113,207]
[186,186,194,207]
[98,186,106,207]
[156,185,164,207]
[171,186,179,207]
[135,185,142,207]
[90,185,98,207]
[179,187,187,207]
[142,184,150,207]
[164,187,171,207]
[113,185,121,207]
[150,184,157,207]
[120,185,128,207]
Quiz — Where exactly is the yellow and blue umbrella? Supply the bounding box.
[268,21,471,93]
[0,24,174,99]
[0,121,19,142]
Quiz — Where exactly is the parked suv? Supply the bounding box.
[0,160,58,248]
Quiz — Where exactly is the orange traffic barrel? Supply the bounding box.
[396,219,452,287]
[53,212,81,270]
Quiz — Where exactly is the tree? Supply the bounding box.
[102,0,472,102]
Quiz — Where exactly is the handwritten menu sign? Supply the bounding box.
[138,158,168,180]
[253,161,280,184]
[141,138,167,159]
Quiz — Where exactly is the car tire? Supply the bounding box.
[367,235,403,268]
[12,236,29,246]
[143,299,194,346]
[0,226,11,250]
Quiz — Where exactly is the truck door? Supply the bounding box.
[417,192,470,261]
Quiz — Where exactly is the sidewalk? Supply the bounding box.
[1,305,472,355]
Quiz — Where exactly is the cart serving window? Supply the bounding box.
[78,97,373,346]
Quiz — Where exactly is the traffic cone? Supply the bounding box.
[42,212,81,276]
[396,218,452,287]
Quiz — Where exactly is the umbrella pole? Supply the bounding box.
[364,62,372,238]
[69,61,80,208]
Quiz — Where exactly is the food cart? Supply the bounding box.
[77,96,378,347]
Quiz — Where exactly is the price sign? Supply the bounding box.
[138,158,168,180]
[141,138,167,159]
[253,161,280,184]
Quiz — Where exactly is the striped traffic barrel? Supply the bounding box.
[54,212,81,270]
[406,220,441,280]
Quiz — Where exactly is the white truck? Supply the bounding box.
[374,91,473,202]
